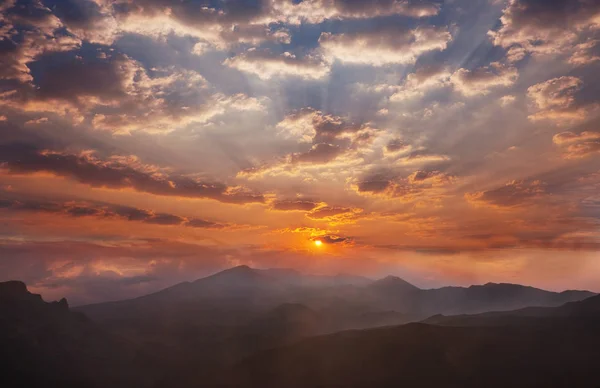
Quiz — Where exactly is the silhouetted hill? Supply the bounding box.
[0,281,159,388]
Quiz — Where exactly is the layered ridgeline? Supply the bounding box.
[1,266,598,388]
[227,294,600,388]
[77,265,593,328]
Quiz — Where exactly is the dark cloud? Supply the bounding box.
[307,206,356,219]
[466,180,546,208]
[65,205,103,217]
[386,138,407,153]
[311,234,352,245]
[291,143,343,164]
[356,170,453,197]
[356,174,392,193]
[186,218,225,229]
[312,112,363,141]
[271,200,321,211]
[34,55,128,102]
[0,0,80,83]
[42,0,110,29]
[112,205,153,221]
[0,193,232,229]
[0,144,264,204]
[143,213,185,226]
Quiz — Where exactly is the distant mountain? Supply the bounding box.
[76,265,595,325]
[223,295,600,388]
[0,281,158,388]
[373,281,595,316]
[76,265,371,324]
[424,292,600,327]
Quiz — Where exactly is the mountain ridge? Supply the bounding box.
[74,265,596,324]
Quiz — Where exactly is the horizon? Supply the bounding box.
[2,0,600,306]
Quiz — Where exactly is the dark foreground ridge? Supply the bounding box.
[1,267,599,388]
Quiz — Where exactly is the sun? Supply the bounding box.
[314,240,323,247]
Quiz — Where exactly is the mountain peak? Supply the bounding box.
[370,276,419,291]
[197,265,272,286]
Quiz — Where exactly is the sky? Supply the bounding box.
[1,0,600,305]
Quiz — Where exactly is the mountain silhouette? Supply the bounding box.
[0,281,160,388]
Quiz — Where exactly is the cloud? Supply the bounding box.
[354,170,454,200]
[390,65,451,101]
[385,138,408,153]
[527,76,589,122]
[276,109,376,148]
[306,205,363,224]
[0,145,264,204]
[451,63,518,96]
[271,200,322,211]
[568,40,600,66]
[356,174,394,194]
[407,170,454,185]
[270,0,441,25]
[499,95,516,106]
[489,0,600,63]
[394,152,451,165]
[1,52,266,133]
[27,0,439,51]
[310,234,353,245]
[0,1,80,83]
[291,143,344,164]
[466,180,546,208]
[238,110,376,180]
[45,0,118,45]
[0,195,229,229]
[319,25,451,66]
[224,49,329,79]
[80,0,278,48]
[553,131,600,159]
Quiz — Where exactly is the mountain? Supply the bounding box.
[403,282,594,316]
[424,292,600,327]
[223,295,600,388]
[76,265,370,324]
[0,281,159,388]
[76,265,594,325]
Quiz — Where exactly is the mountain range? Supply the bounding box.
[77,265,593,326]
[1,265,598,388]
